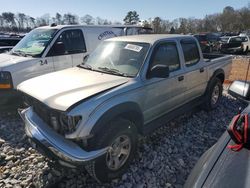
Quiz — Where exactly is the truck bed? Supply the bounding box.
[203,53,231,62]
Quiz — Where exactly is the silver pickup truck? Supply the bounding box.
[18,34,232,182]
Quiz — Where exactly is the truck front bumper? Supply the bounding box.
[19,107,109,167]
[0,89,21,106]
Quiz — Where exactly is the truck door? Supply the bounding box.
[180,39,208,100]
[70,29,87,66]
[143,41,187,123]
[47,29,86,71]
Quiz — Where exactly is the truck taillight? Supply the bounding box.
[201,41,208,45]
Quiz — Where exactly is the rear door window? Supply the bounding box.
[181,40,200,67]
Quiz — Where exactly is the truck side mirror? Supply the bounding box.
[228,80,250,101]
[53,42,65,55]
[83,54,89,62]
[149,65,169,78]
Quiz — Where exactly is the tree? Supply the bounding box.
[141,20,151,28]
[103,19,112,25]
[2,12,16,27]
[220,6,238,31]
[123,11,140,25]
[152,17,162,33]
[96,17,104,25]
[0,15,4,28]
[170,27,175,34]
[28,17,36,28]
[55,13,62,24]
[178,18,188,34]
[63,13,78,25]
[81,14,94,25]
[16,13,26,30]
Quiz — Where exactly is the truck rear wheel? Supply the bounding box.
[204,78,222,111]
[85,118,138,182]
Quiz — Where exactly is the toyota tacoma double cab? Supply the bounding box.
[18,34,232,182]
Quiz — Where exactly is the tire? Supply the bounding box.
[244,47,249,55]
[85,118,138,182]
[209,46,212,53]
[203,78,222,111]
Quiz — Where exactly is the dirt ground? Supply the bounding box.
[228,56,250,82]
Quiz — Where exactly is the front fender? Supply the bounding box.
[78,101,144,138]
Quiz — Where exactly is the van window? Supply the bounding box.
[181,40,200,67]
[48,29,86,56]
[150,43,180,72]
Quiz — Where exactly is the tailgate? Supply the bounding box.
[205,55,233,81]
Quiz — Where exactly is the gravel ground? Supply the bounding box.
[0,88,244,188]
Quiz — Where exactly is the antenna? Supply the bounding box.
[50,23,57,27]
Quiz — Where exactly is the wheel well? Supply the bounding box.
[90,103,144,136]
[215,73,225,84]
[119,111,143,134]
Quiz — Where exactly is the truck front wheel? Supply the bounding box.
[204,78,222,111]
[85,118,138,182]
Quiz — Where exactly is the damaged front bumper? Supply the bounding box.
[19,107,109,167]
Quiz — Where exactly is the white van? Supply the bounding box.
[0,24,152,106]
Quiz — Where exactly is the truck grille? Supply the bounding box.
[23,94,69,136]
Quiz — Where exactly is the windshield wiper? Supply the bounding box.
[78,63,93,70]
[11,50,30,57]
[97,66,128,77]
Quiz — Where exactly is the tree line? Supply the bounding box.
[1,4,250,34]
[0,12,119,32]
[146,5,250,34]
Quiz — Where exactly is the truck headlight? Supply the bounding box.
[59,114,82,134]
[0,71,12,89]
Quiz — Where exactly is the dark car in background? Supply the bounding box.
[0,37,21,46]
[0,37,21,53]
[194,33,221,53]
[0,46,13,53]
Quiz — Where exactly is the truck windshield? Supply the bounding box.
[81,41,150,77]
[11,29,57,57]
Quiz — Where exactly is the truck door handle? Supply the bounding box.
[178,76,184,81]
[40,60,48,66]
[200,68,204,73]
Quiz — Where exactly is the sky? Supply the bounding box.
[0,0,249,22]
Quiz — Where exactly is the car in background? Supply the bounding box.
[220,36,231,44]
[193,33,221,53]
[0,24,153,106]
[0,37,21,47]
[185,80,250,188]
[220,35,250,54]
[0,46,13,53]
[0,37,21,53]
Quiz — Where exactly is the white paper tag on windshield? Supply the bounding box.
[124,44,143,52]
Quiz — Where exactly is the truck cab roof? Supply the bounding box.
[106,34,194,44]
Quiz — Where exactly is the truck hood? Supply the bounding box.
[0,53,33,70]
[18,67,129,111]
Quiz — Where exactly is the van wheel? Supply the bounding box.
[85,118,138,182]
[204,78,222,111]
